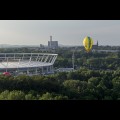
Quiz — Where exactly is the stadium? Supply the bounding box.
[0,53,58,76]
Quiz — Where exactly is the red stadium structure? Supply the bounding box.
[3,72,11,76]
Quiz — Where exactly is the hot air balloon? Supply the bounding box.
[83,36,93,52]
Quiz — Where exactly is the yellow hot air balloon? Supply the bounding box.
[83,36,93,52]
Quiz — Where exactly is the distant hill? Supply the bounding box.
[59,44,79,47]
[0,44,40,48]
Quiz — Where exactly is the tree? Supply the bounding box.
[111,77,120,99]
[63,80,88,99]
[0,90,9,100]
[88,77,101,86]
[39,92,54,100]
[25,94,36,100]
[7,90,25,100]
[54,95,68,100]
[0,90,25,100]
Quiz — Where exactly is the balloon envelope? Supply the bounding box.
[83,36,93,52]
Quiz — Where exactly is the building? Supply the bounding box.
[92,41,98,50]
[48,36,58,49]
[0,53,58,76]
[56,68,74,72]
[40,44,44,49]
[92,49,120,53]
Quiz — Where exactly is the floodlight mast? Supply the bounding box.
[72,47,78,71]
[72,51,75,70]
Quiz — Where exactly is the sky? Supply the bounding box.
[0,20,120,46]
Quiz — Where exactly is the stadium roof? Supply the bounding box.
[0,53,58,69]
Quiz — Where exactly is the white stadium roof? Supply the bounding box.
[0,61,53,69]
[0,53,58,69]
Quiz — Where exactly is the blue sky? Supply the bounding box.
[0,20,120,46]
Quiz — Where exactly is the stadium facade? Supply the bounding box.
[0,53,58,76]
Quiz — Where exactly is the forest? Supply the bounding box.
[0,68,120,100]
[0,46,120,100]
